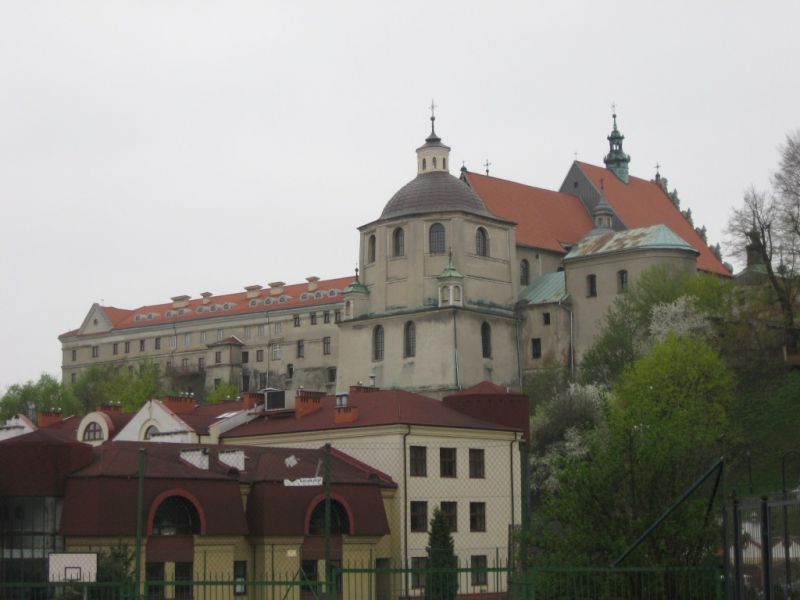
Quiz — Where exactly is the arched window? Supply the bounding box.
[308,499,350,535]
[481,322,492,359]
[404,321,416,358]
[443,158,446,170]
[367,235,376,263]
[422,158,427,171]
[83,421,103,441]
[429,223,445,254]
[475,227,488,257]
[617,270,628,293]
[432,156,437,168]
[153,496,201,536]
[144,425,159,440]
[520,259,530,286]
[392,227,405,257]
[373,325,384,361]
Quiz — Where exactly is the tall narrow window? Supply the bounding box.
[392,227,405,257]
[403,321,416,358]
[429,223,445,254]
[475,227,488,257]
[532,338,542,359]
[520,259,530,286]
[587,274,597,297]
[373,325,384,361]
[422,158,427,171]
[323,336,331,355]
[296,340,305,358]
[440,448,457,477]
[367,234,376,263]
[617,269,628,293]
[410,445,427,476]
[481,322,492,358]
[432,156,437,168]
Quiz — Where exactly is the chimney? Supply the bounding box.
[171,295,191,309]
[334,394,358,424]
[180,448,209,470]
[241,392,264,410]
[295,389,325,418]
[200,292,213,305]
[306,276,320,292]
[218,449,246,471]
[161,394,197,415]
[37,408,63,428]
[268,282,285,297]
[244,284,263,299]
[98,402,122,414]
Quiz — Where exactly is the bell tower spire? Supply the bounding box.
[603,105,631,183]
[416,100,451,175]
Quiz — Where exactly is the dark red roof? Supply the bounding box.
[0,434,93,496]
[59,442,393,538]
[465,172,594,253]
[574,163,730,275]
[164,400,251,435]
[443,382,530,442]
[222,389,523,439]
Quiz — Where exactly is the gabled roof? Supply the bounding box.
[564,224,698,260]
[518,271,568,305]
[464,171,594,253]
[222,389,522,439]
[209,335,244,347]
[573,162,730,275]
[61,276,352,338]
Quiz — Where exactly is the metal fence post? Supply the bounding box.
[732,494,742,600]
[761,496,772,600]
[324,442,331,600]
[134,448,146,599]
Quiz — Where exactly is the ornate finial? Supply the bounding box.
[429,99,437,135]
[573,150,578,160]
[484,159,491,176]
[354,266,359,282]
[448,247,453,262]
[611,102,617,128]
[460,161,467,174]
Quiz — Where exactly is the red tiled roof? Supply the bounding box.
[464,172,594,253]
[222,389,523,439]
[574,163,730,275]
[61,276,353,338]
[0,434,93,496]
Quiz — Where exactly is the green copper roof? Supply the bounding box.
[343,279,369,294]
[564,224,698,260]
[437,254,464,279]
[518,271,567,305]
[603,112,631,183]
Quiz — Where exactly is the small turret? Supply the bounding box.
[416,101,451,175]
[603,110,631,183]
[437,251,464,307]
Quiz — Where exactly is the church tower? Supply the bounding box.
[336,109,520,397]
[603,111,631,183]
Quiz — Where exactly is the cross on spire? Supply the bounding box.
[484,159,491,176]
[429,99,437,119]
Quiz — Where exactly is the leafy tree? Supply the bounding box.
[727,131,800,354]
[425,508,458,600]
[0,374,82,421]
[205,382,239,404]
[581,266,734,385]
[538,335,734,565]
[70,362,163,413]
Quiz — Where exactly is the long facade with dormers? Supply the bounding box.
[60,112,730,399]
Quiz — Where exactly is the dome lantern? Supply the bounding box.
[416,101,451,175]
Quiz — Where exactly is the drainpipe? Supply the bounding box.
[557,299,574,377]
[452,310,461,390]
[402,425,411,594]
[514,314,523,388]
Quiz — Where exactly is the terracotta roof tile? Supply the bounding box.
[62,276,353,338]
[575,163,730,275]
[464,171,594,253]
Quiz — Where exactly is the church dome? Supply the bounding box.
[380,171,492,221]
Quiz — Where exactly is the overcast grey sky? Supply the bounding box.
[1,1,798,391]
